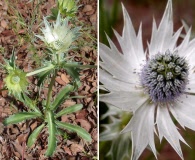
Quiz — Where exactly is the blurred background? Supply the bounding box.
[99,0,195,160]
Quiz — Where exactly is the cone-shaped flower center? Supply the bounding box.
[140,50,189,103]
[11,75,20,84]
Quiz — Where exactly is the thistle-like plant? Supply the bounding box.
[2,10,94,157]
[3,84,91,156]
[100,0,195,159]
[37,13,80,55]
[31,13,94,88]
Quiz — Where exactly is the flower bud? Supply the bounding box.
[58,0,78,16]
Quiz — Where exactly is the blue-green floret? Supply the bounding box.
[140,50,189,103]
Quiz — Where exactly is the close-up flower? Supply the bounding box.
[100,0,195,159]
[37,13,80,54]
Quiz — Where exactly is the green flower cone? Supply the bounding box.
[5,68,28,98]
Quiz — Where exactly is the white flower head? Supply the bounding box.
[37,13,80,54]
[100,0,195,159]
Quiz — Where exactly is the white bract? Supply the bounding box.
[37,13,80,54]
[100,0,195,159]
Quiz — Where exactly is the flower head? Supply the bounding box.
[100,0,195,159]
[5,68,28,98]
[37,13,80,54]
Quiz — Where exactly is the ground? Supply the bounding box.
[0,0,97,159]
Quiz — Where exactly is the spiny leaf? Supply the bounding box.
[22,93,42,114]
[55,104,83,118]
[37,69,53,87]
[3,112,41,126]
[45,110,57,157]
[63,67,81,88]
[50,84,74,111]
[55,121,92,142]
[27,123,45,147]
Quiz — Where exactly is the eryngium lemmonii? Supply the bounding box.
[100,0,195,159]
[37,13,80,54]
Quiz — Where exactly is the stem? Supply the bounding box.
[57,54,60,64]
[45,69,57,110]
[45,54,60,110]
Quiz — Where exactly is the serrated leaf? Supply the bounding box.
[3,112,41,126]
[63,67,81,88]
[55,104,83,118]
[50,84,74,111]
[22,93,42,114]
[37,69,53,87]
[55,121,92,142]
[45,111,57,157]
[27,123,45,147]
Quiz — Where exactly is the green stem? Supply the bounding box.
[45,54,60,110]
[57,54,60,64]
[45,70,57,110]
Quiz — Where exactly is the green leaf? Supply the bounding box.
[55,121,92,142]
[8,49,16,69]
[37,69,53,87]
[50,84,74,111]
[69,95,86,99]
[45,110,57,157]
[3,112,41,126]
[27,123,45,147]
[26,63,54,77]
[62,62,96,69]
[63,67,81,88]
[22,93,42,114]
[55,104,83,118]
